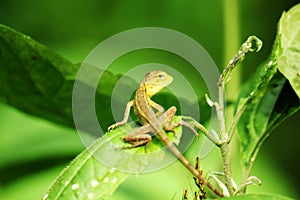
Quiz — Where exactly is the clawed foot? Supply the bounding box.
[107,124,117,131]
[108,121,125,131]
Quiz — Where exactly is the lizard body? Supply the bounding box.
[109,70,223,197]
[120,106,178,150]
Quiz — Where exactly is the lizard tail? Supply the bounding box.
[154,126,224,197]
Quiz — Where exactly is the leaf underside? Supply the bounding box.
[43,117,183,200]
[277,4,300,99]
[0,24,139,132]
[237,3,300,168]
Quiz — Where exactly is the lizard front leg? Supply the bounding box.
[108,100,134,131]
[149,99,165,117]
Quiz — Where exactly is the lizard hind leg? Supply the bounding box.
[162,106,199,138]
[122,134,152,153]
[161,106,179,136]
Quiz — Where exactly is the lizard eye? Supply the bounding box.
[158,74,165,79]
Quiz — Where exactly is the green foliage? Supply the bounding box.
[237,4,300,170]
[277,4,300,98]
[1,1,300,200]
[0,24,139,132]
[43,125,131,200]
[43,117,183,200]
[0,24,77,127]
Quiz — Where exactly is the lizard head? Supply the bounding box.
[142,70,174,96]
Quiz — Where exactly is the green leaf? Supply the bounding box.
[277,3,300,99]
[43,116,183,200]
[207,193,293,200]
[237,4,300,169]
[0,24,138,132]
[42,128,130,200]
[0,24,77,127]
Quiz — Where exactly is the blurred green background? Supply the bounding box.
[0,0,299,199]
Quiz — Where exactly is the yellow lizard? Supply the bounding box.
[108,70,223,197]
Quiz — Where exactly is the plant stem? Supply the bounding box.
[217,77,235,195]
[216,36,263,196]
[216,34,263,196]
[223,36,263,142]
[220,142,233,194]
